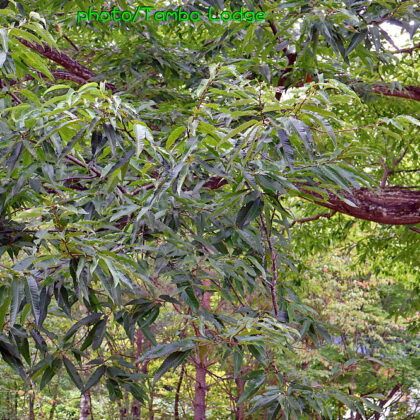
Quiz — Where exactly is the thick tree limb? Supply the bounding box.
[204,177,420,225]
[16,38,116,91]
[298,185,420,225]
[371,84,420,101]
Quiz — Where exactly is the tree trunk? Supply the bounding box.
[193,277,212,420]
[118,392,128,419]
[48,401,57,420]
[235,377,245,420]
[79,392,91,420]
[28,391,35,420]
[194,358,208,420]
[48,385,59,420]
[131,329,146,420]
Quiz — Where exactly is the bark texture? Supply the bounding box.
[205,177,420,226]
[193,278,212,420]
[79,392,91,420]
[371,84,420,101]
[16,38,116,91]
[131,329,144,420]
[300,186,420,225]
[235,377,246,420]
[194,360,208,420]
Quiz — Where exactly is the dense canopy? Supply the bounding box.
[0,0,419,419]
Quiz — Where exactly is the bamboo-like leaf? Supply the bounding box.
[153,350,191,384]
[92,318,107,350]
[345,30,368,56]
[104,149,134,177]
[141,339,195,360]
[84,365,106,392]
[63,357,84,391]
[25,276,40,325]
[236,197,264,229]
[64,313,102,342]
[10,278,24,327]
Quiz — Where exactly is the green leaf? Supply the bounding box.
[153,350,191,384]
[345,30,368,56]
[127,382,146,403]
[25,276,40,325]
[141,339,195,360]
[223,119,260,142]
[277,128,294,165]
[64,313,102,342]
[104,149,134,177]
[247,344,267,366]
[40,366,55,390]
[63,357,84,391]
[7,142,23,175]
[166,126,186,149]
[237,371,265,404]
[92,318,107,350]
[133,123,152,157]
[236,197,264,229]
[0,286,11,329]
[10,278,24,326]
[59,126,87,160]
[84,365,106,392]
[284,117,314,158]
[233,348,243,379]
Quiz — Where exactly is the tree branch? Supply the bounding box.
[260,215,280,318]
[15,38,116,91]
[371,84,420,101]
[1,71,88,92]
[389,43,420,54]
[203,177,420,225]
[293,211,336,224]
[299,185,420,225]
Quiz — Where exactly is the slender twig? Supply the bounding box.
[294,211,336,224]
[260,216,280,318]
[389,169,419,174]
[63,35,80,52]
[389,43,420,54]
[174,364,185,420]
[311,122,381,134]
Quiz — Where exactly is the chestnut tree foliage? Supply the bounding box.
[0,0,419,419]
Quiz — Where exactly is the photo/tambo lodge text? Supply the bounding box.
[77,6,266,23]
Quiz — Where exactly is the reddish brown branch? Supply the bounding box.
[299,185,420,225]
[389,43,420,54]
[203,177,420,225]
[260,216,280,318]
[15,38,116,91]
[275,52,297,101]
[1,71,87,89]
[371,84,420,101]
[294,212,336,224]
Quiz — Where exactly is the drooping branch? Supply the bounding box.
[15,38,116,91]
[1,70,88,87]
[17,37,95,80]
